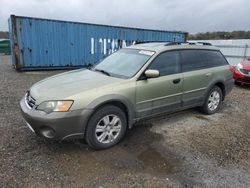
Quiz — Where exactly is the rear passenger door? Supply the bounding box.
[180,50,216,107]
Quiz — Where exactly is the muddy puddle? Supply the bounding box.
[138,147,181,174]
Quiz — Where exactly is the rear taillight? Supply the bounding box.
[229,65,235,73]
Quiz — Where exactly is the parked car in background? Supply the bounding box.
[233,58,250,85]
[0,39,11,55]
[20,42,234,150]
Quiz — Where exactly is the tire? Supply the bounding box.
[85,105,127,150]
[201,86,222,115]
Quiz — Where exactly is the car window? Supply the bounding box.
[148,51,181,76]
[180,50,228,72]
[94,49,154,79]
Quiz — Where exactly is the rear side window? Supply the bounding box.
[180,50,228,72]
[148,51,181,76]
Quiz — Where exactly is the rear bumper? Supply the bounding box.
[20,96,93,140]
[225,78,234,97]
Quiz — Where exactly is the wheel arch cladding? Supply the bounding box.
[214,82,226,100]
[86,94,136,129]
[206,80,226,101]
[203,79,226,102]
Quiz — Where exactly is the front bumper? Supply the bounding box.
[20,96,93,140]
[234,70,250,84]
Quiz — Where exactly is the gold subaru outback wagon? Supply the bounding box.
[20,42,234,149]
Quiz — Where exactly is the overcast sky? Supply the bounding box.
[1,0,250,33]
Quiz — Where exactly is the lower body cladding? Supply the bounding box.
[234,70,250,85]
[20,97,93,140]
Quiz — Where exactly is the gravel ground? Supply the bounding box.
[0,55,250,188]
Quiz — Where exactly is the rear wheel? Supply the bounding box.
[85,105,127,150]
[201,86,222,115]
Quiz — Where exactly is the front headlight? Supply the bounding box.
[236,63,243,70]
[37,100,74,113]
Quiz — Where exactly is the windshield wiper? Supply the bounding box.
[94,69,111,76]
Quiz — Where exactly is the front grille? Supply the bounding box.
[240,69,250,75]
[238,77,250,82]
[25,92,36,109]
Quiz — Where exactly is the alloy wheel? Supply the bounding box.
[208,91,220,111]
[95,114,122,144]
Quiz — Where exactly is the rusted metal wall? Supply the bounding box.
[9,15,187,71]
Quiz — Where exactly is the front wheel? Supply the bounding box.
[85,105,127,150]
[201,86,222,115]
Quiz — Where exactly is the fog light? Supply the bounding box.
[40,127,55,139]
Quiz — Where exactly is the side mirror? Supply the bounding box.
[144,69,159,78]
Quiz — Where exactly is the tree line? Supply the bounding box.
[0,31,9,39]
[188,31,250,40]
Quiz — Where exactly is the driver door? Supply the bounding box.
[135,50,183,118]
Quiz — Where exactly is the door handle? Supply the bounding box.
[205,73,212,77]
[173,78,181,84]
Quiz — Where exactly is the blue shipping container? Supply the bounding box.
[8,15,187,71]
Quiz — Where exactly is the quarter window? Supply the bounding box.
[148,51,181,76]
[180,50,228,72]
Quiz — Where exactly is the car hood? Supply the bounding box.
[30,69,123,104]
[242,60,250,70]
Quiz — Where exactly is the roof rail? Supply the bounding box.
[133,41,171,45]
[196,42,212,46]
[164,41,212,46]
[133,41,213,46]
[165,42,181,45]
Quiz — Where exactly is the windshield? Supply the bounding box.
[94,49,155,79]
